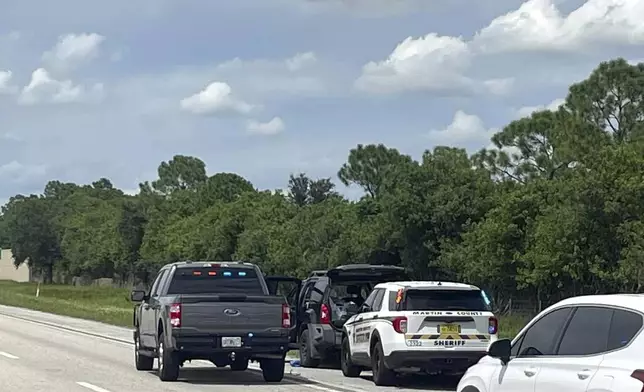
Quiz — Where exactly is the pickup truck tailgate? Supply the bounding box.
[179,294,285,334]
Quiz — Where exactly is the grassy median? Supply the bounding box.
[0,280,527,341]
[0,280,133,327]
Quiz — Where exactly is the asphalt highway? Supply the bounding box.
[0,305,458,392]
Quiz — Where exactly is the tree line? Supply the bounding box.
[1,58,644,309]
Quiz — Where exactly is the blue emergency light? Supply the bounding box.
[238,271,246,276]
[223,271,232,277]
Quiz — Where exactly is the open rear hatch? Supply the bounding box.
[326,264,410,329]
[399,287,496,349]
[327,264,409,282]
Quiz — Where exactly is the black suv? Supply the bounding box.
[266,264,409,368]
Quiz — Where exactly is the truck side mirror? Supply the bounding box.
[130,290,147,302]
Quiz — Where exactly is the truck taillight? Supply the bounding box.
[320,304,330,324]
[632,370,644,392]
[393,316,407,334]
[282,304,291,328]
[488,317,498,335]
[170,303,181,327]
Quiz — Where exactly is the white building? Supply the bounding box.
[0,248,31,282]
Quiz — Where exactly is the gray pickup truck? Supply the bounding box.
[130,261,291,382]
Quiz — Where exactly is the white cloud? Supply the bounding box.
[285,51,317,71]
[354,33,517,96]
[1,132,21,141]
[426,110,498,151]
[0,161,48,183]
[42,33,105,71]
[246,117,285,135]
[292,0,428,17]
[355,33,474,95]
[517,97,565,117]
[1,31,21,41]
[180,81,254,115]
[356,0,644,96]
[18,68,103,105]
[473,0,644,54]
[483,78,515,96]
[0,70,16,94]
[213,52,329,97]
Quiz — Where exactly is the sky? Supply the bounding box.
[1,0,643,201]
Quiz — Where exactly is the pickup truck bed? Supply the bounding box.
[172,293,289,358]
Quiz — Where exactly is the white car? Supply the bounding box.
[340,281,498,386]
[457,294,644,392]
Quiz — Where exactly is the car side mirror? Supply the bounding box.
[359,303,372,313]
[488,339,512,365]
[130,290,147,302]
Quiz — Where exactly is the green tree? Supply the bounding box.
[2,195,60,282]
[338,144,413,198]
[566,58,644,143]
[287,173,339,206]
[152,155,208,194]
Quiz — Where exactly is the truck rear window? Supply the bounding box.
[167,267,264,295]
[400,289,491,311]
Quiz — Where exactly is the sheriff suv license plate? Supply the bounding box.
[222,337,242,348]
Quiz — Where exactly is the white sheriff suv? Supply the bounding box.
[340,281,498,386]
[457,294,644,392]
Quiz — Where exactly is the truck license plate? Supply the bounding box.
[222,337,242,348]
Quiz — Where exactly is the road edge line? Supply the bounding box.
[247,363,366,392]
[0,310,132,345]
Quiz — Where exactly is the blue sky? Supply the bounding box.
[0,0,643,201]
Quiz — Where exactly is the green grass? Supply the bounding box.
[498,314,529,340]
[0,280,132,327]
[0,280,528,353]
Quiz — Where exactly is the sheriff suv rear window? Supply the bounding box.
[400,289,491,311]
[167,266,264,295]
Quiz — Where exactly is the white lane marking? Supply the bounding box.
[306,384,347,392]
[0,351,19,359]
[76,382,112,392]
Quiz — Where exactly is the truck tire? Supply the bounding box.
[230,360,248,371]
[261,358,285,382]
[134,329,154,371]
[299,329,320,368]
[340,336,361,378]
[371,340,396,386]
[157,330,180,381]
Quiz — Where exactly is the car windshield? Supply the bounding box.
[403,289,491,311]
[167,267,264,295]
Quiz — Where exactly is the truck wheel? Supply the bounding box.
[134,330,154,371]
[371,341,396,386]
[230,360,248,371]
[299,329,320,368]
[340,336,361,378]
[157,330,180,381]
[261,358,285,382]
